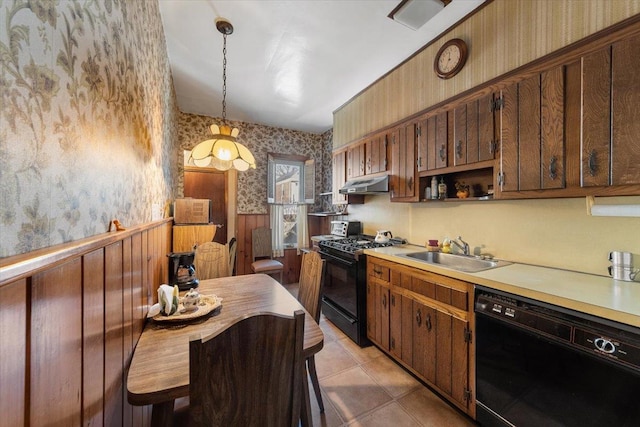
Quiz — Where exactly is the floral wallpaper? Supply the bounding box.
[0,0,179,258]
[177,112,334,214]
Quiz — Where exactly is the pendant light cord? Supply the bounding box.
[222,33,227,122]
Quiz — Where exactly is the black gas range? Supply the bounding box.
[318,235,406,346]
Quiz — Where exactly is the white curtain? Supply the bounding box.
[269,204,285,258]
[296,204,309,255]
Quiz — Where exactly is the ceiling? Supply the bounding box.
[158,0,485,134]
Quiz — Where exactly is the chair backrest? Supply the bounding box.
[189,310,305,427]
[252,227,273,262]
[228,237,237,276]
[194,242,229,280]
[297,251,326,322]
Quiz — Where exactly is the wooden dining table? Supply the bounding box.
[127,274,324,426]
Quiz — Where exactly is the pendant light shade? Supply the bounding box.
[189,19,256,171]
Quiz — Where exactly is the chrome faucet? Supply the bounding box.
[451,236,470,256]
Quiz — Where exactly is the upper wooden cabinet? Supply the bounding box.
[346,142,365,180]
[579,35,640,187]
[366,133,388,175]
[390,124,418,202]
[498,66,565,193]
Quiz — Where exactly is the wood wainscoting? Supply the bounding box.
[0,219,172,427]
[236,214,302,284]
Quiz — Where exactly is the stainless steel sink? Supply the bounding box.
[397,251,511,273]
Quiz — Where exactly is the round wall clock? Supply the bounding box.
[434,38,468,79]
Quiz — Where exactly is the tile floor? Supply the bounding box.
[284,283,477,427]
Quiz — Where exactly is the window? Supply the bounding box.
[268,154,314,250]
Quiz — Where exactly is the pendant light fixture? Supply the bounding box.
[189,18,256,171]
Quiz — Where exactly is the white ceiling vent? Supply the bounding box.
[388,0,447,31]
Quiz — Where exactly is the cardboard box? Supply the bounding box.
[174,198,211,224]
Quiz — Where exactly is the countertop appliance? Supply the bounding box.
[318,234,406,346]
[475,286,640,427]
[310,220,361,246]
[168,252,199,291]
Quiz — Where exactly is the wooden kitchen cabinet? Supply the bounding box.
[578,36,640,187]
[366,256,473,415]
[390,124,419,202]
[365,132,388,175]
[347,142,366,179]
[498,66,565,194]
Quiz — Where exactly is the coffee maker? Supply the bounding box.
[167,252,199,291]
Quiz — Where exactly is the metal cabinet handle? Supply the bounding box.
[588,150,597,176]
[489,140,495,155]
[456,140,463,158]
[408,176,413,191]
[391,337,395,349]
[391,294,396,306]
[426,313,432,331]
[439,144,446,161]
[416,308,422,327]
[382,293,387,309]
[549,156,558,180]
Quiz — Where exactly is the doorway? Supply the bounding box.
[183,168,228,244]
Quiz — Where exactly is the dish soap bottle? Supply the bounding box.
[430,176,438,200]
[438,178,447,200]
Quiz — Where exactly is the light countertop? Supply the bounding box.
[364,245,640,328]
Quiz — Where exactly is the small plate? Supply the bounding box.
[152,295,222,322]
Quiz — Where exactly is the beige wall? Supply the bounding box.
[347,196,640,277]
[337,0,640,277]
[333,0,640,146]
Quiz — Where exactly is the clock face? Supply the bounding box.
[434,39,468,79]
[438,45,461,74]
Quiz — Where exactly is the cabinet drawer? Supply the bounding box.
[368,262,390,282]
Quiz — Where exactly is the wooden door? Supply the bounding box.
[376,283,390,351]
[454,103,468,166]
[366,282,377,344]
[390,290,402,359]
[581,47,611,187]
[184,169,227,243]
[426,115,437,170]
[541,66,565,189]
[416,116,429,173]
[412,301,436,384]
[366,133,387,175]
[435,112,448,169]
[612,33,640,185]
[390,123,417,201]
[347,142,365,179]
[478,93,496,162]
[518,74,542,191]
[466,99,480,164]
[499,84,519,192]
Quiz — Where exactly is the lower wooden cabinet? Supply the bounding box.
[367,256,474,417]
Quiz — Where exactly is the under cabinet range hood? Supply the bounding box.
[339,175,389,195]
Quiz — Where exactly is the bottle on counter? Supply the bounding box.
[438,178,447,200]
[431,176,438,200]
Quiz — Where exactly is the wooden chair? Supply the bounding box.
[189,310,305,427]
[297,251,326,412]
[228,237,237,276]
[194,241,229,280]
[250,227,284,283]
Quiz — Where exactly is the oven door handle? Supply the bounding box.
[319,251,357,267]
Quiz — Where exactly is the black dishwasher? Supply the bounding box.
[475,286,640,427]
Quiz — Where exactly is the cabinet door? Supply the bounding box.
[332,150,347,204]
[366,282,377,344]
[435,112,448,169]
[416,117,429,173]
[518,74,542,191]
[499,84,519,192]
[426,115,437,171]
[541,66,565,189]
[581,47,611,187]
[412,301,436,384]
[434,309,469,409]
[390,291,402,359]
[376,284,390,350]
[390,124,418,201]
[478,93,496,162]
[453,104,468,166]
[347,143,365,179]
[466,99,480,164]
[612,34,640,185]
[366,133,388,175]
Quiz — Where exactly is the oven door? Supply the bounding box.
[319,250,370,345]
[320,251,358,320]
